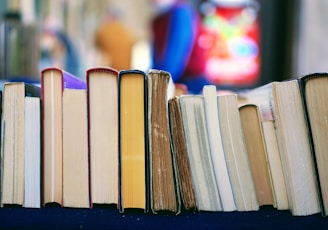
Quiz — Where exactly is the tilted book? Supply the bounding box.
[179,95,222,211]
[239,80,321,216]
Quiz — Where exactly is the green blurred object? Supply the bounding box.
[0,11,40,83]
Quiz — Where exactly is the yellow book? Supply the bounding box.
[118,70,149,212]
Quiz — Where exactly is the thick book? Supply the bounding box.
[168,96,196,211]
[1,82,41,207]
[272,79,320,216]
[41,67,86,206]
[239,104,275,207]
[298,72,328,216]
[147,69,180,214]
[217,94,259,212]
[62,88,90,208]
[179,95,222,211]
[203,85,236,212]
[118,69,149,213]
[240,80,321,216]
[86,67,119,205]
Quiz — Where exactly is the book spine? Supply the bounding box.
[41,67,86,90]
[86,67,119,77]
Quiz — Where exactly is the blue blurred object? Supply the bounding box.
[54,30,79,75]
[40,28,80,77]
[151,1,204,93]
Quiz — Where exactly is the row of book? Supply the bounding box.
[0,66,327,218]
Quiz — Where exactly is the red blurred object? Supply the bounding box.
[193,0,261,86]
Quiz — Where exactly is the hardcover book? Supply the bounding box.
[118,70,149,213]
[41,67,86,206]
[147,69,180,214]
[86,67,119,205]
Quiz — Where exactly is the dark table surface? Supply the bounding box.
[0,205,327,229]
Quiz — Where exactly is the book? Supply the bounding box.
[202,85,236,212]
[118,70,149,212]
[168,96,197,210]
[298,72,328,216]
[239,104,275,207]
[238,86,289,210]
[272,79,320,216]
[240,80,320,216]
[217,94,259,212]
[147,69,180,214]
[41,67,86,206]
[86,67,119,205]
[24,96,41,208]
[179,95,222,211]
[0,91,3,205]
[1,82,41,206]
[62,88,90,208]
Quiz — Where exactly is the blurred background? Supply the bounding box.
[0,0,326,93]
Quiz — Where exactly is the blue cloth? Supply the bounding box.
[0,206,327,229]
